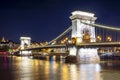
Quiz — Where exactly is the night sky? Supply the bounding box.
[0,0,120,42]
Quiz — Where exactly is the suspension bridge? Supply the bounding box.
[14,10,120,63]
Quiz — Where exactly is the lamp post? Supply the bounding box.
[96,35,102,42]
[106,36,112,42]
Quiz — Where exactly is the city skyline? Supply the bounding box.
[0,0,120,42]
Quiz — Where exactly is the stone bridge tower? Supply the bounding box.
[66,11,100,63]
[20,37,31,55]
[70,11,96,43]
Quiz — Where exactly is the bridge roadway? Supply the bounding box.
[22,41,120,51]
[77,41,120,47]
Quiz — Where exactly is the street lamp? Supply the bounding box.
[106,36,112,42]
[96,35,102,42]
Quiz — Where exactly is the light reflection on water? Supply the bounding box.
[78,64,102,80]
[0,56,120,80]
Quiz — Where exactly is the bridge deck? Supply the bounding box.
[22,41,120,51]
[77,41,120,47]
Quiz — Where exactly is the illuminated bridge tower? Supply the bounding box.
[20,37,31,55]
[66,11,100,63]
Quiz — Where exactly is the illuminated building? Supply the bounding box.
[0,36,19,48]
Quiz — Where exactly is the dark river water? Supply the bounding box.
[0,55,120,80]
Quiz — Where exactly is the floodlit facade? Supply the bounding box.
[20,37,31,55]
[69,11,100,63]
[70,10,97,43]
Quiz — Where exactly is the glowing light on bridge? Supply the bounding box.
[96,35,102,42]
[106,36,112,42]
[68,40,72,44]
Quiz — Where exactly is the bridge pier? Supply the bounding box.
[65,46,77,63]
[77,48,100,63]
[65,46,100,63]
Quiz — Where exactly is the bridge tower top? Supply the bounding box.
[20,37,31,49]
[70,11,97,22]
[70,10,97,43]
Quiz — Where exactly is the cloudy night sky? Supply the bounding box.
[0,0,120,42]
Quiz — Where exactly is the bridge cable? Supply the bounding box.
[83,22,120,31]
[48,26,72,45]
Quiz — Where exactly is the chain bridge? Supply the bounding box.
[14,10,120,63]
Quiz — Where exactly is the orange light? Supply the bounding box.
[96,35,102,41]
[106,36,112,41]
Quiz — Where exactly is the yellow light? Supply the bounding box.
[96,35,102,42]
[106,36,112,42]
[65,37,68,40]
[71,37,76,44]
[61,40,65,44]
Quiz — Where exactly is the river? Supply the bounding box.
[0,55,120,80]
